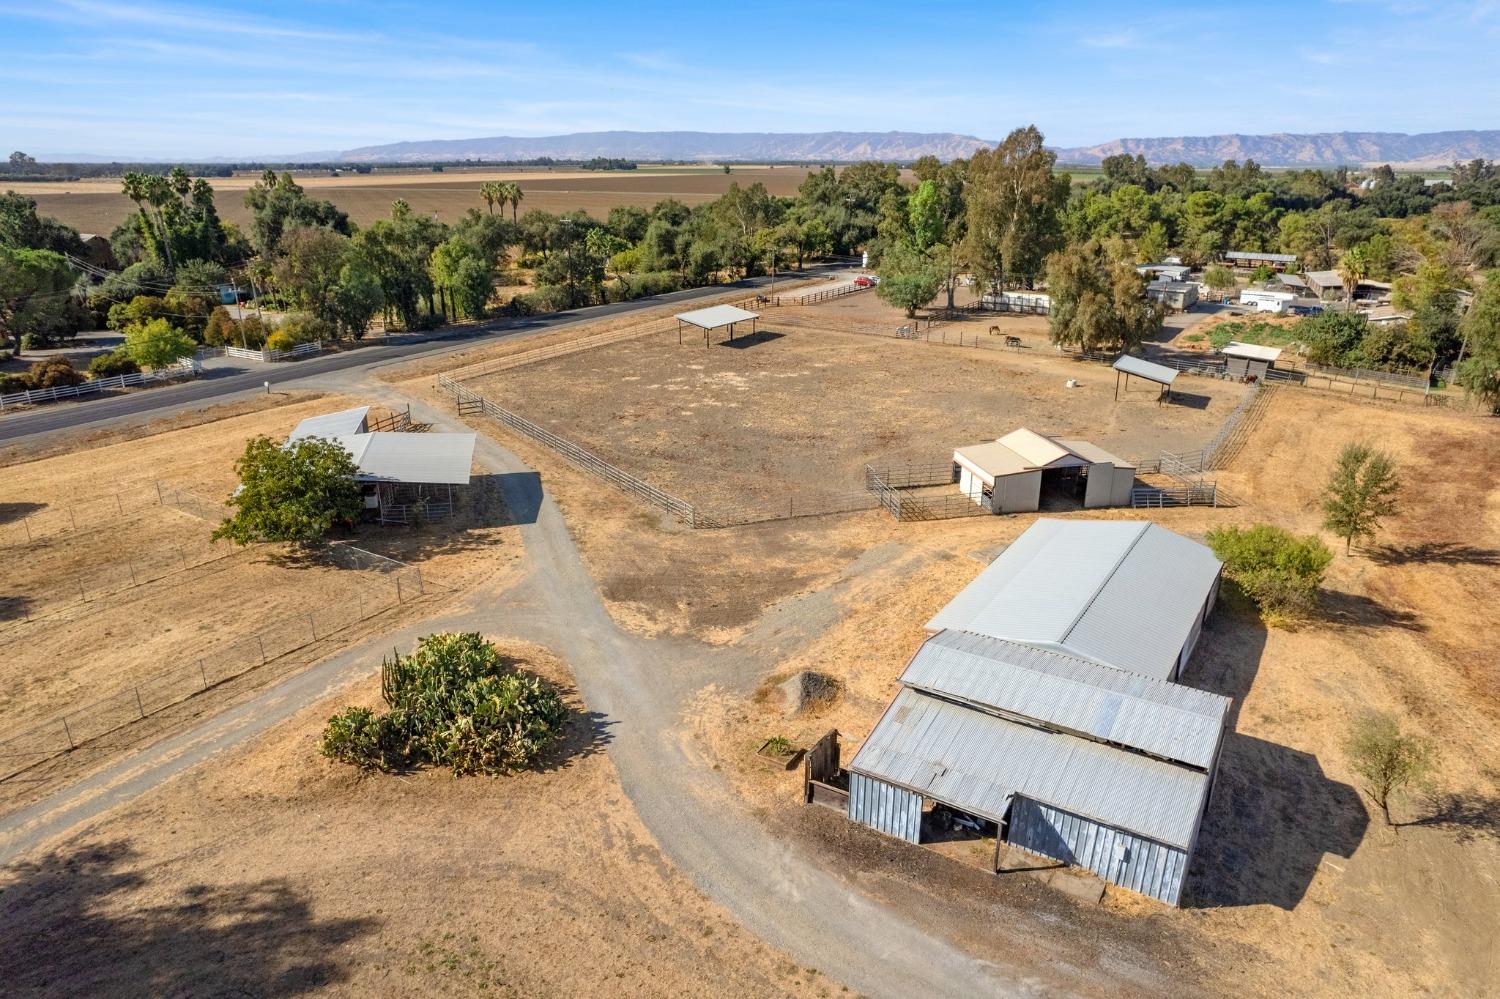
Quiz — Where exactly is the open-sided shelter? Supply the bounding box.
[1112,354,1180,404]
[674,304,760,346]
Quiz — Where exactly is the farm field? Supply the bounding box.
[0,392,523,799]
[467,299,1243,520]
[18,165,820,233]
[0,644,827,999]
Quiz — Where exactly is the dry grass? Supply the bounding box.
[0,642,826,998]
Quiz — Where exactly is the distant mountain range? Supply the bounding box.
[335,130,994,164]
[1049,130,1500,169]
[31,129,1500,168]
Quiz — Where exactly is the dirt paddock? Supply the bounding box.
[468,319,1244,517]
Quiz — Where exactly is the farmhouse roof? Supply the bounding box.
[848,687,1211,848]
[1221,341,1283,363]
[1112,354,1180,386]
[900,630,1230,769]
[674,304,760,330]
[924,519,1223,681]
[288,406,370,442]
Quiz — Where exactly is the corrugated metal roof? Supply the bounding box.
[288,406,370,442]
[996,428,1077,468]
[902,631,1228,769]
[674,304,760,330]
[1224,251,1296,263]
[328,433,476,485]
[1221,342,1283,362]
[849,689,1210,849]
[1112,354,1179,386]
[1304,270,1342,288]
[1146,281,1199,293]
[1275,273,1308,289]
[924,519,1222,681]
[1055,439,1135,470]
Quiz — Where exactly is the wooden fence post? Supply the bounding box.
[134,686,145,718]
[199,659,209,687]
[257,635,266,664]
[62,716,74,750]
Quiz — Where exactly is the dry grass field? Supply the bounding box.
[0,392,522,797]
[18,165,817,233]
[467,304,1242,518]
[0,643,828,999]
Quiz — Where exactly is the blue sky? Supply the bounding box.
[1,0,1497,158]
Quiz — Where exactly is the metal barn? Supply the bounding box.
[846,521,1231,905]
[952,429,1137,514]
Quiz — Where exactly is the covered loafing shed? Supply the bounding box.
[953,429,1137,513]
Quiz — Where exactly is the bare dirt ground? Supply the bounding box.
[467,303,1241,517]
[0,392,523,807]
[0,642,830,999]
[681,390,1500,998]
[22,165,816,233]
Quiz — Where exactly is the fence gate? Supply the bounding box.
[456,395,483,416]
[803,729,848,810]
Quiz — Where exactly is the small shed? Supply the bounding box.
[1221,341,1282,381]
[1138,263,1191,283]
[674,304,760,346]
[1145,281,1199,312]
[952,429,1136,513]
[1112,354,1179,404]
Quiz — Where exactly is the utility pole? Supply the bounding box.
[231,278,247,348]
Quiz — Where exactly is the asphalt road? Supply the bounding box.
[0,266,849,443]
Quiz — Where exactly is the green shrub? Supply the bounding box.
[276,312,334,345]
[87,347,139,379]
[0,372,28,394]
[1207,523,1333,620]
[264,329,296,353]
[23,357,85,389]
[319,632,569,777]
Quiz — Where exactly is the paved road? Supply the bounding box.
[0,267,848,443]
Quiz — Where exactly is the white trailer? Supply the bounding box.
[1239,289,1297,314]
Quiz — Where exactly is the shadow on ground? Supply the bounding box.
[0,501,46,526]
[1166,391,1213,410]
[1319,589,1426,632]
[1404,791,1500,843]
[1368,541,1500,567]
[719,330,785,349]
[1183,607,1369,909]
[0,840,378,997]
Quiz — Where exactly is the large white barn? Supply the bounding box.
[952,429,1137,514]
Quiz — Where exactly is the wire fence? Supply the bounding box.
[0,543,429,783]
[0,483,170,548]
[791,282,874,306]
[771,312,985,348]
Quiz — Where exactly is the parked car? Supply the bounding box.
[853,276,875,288]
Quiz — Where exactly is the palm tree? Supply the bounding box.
[479,181,502,215]
[142,174,178,272]
[121,172,172,270]
[1337,246,1369,303]
[503,182,523,222]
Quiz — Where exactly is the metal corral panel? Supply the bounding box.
[900,632,1229,769]
[848,772,922,844]
[849,689,1209,849]
[1008,796,1190,905]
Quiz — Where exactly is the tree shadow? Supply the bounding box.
[0,840,379,997]
[0,501,45,526]
[1367,541,1500,567]
[1319,589,1426,632]
[1180,606,1368,909]
[1402,791,1500,843]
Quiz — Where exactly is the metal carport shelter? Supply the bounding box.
[1113,354,1180,405]
[674,304,761,346]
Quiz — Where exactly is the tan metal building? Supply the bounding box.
[953,429,1137,513]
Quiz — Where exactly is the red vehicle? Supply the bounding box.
[853,275,875,287]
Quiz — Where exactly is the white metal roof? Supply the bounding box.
[1112,354,1179,386]
[1275,273,1308,289]
[1054,439,1135,470]
[924,519,1223,681]
[901,631,1228,769]
[328,432,476,485]
[1304,270,1342,288]
[1221,341,1283,363]
[674,304,760,330]
[849,688,1211,848]
[1146,281,1199,293]
[288,406,370,443]
[1224,251,1296,263]
[996,428,1075,468]
[953,429,1097,481]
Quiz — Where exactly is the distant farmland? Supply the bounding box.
[17,166,820,233]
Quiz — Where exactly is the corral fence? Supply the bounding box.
[0,358,199,411]
[772,312,985,348]
[0,482,174,548]
[690,490,878,530]
[792,282,874,307]
[0,533,235,630]
[439,375,697,525]
[366,404,414,432]
[0,544,429,784]
[864,462,994,522]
